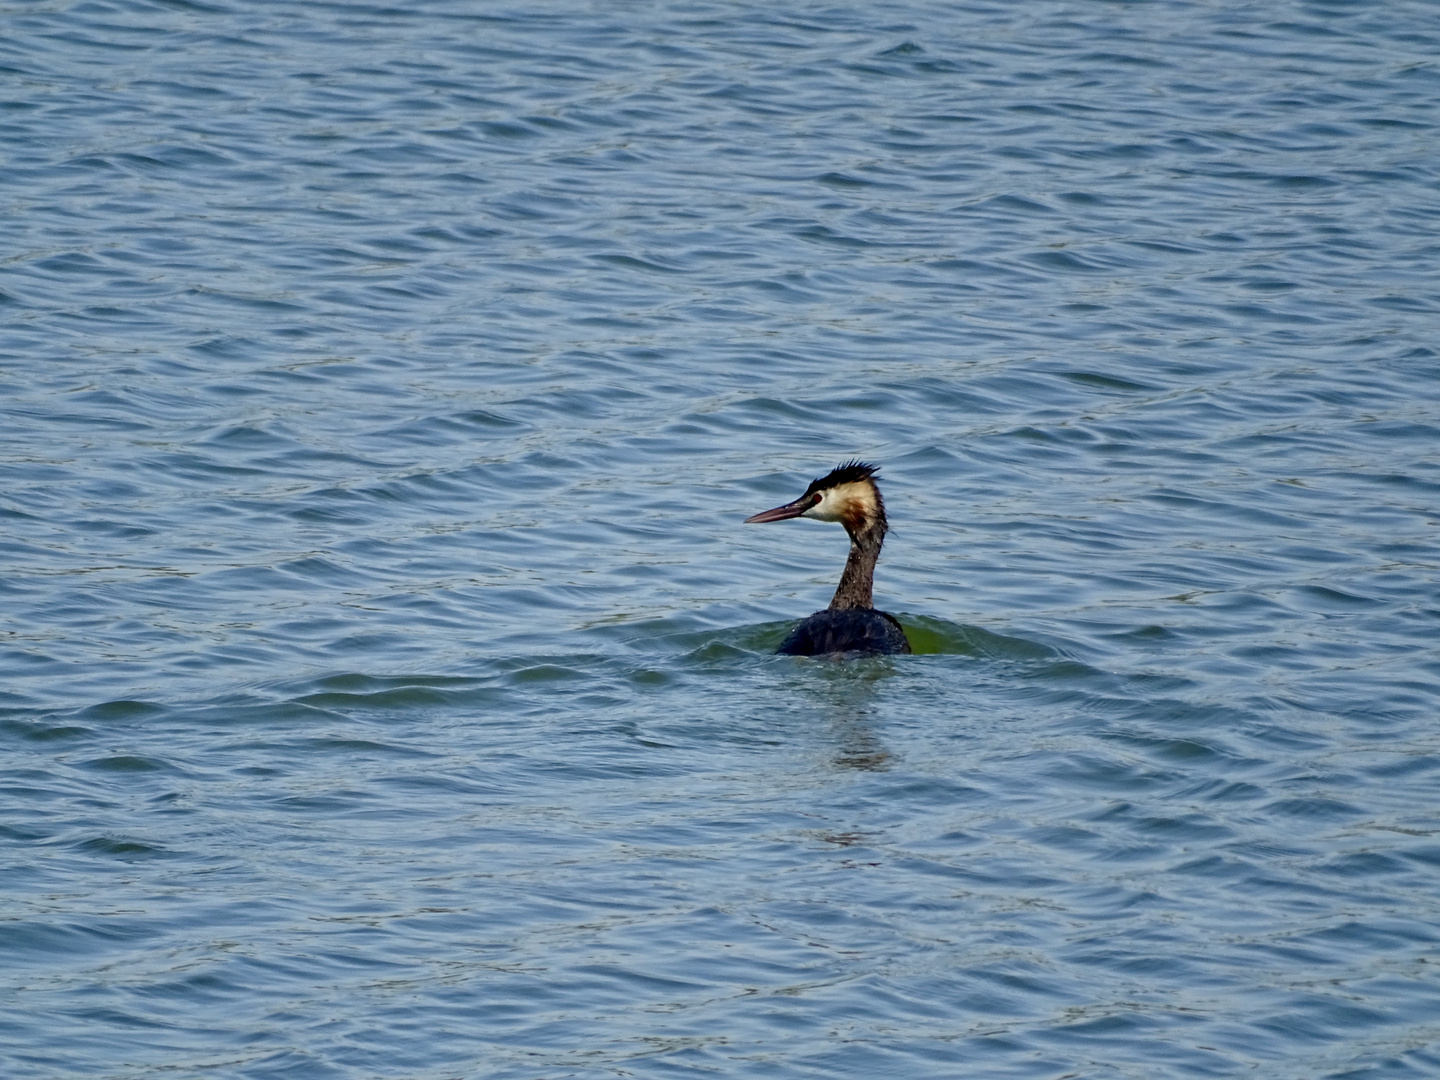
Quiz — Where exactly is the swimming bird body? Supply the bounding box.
[745,461,912,656]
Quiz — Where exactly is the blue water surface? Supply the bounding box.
[3,2,1440,1077]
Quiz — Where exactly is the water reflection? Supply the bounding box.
[795,660,899,772]
[830,713,891,772]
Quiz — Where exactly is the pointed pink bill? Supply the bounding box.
[744,496,813,524]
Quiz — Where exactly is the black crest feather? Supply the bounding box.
[802,460,879,498]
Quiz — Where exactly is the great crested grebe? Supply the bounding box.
[745,461,912,656]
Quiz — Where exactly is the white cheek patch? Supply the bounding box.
[802,488,850,523]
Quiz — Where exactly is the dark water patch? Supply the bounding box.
[1062,371,1154,392]
[289,736,437,757]
[1042,752,1175,795]
[973,193,1057,217]
[1264,797,1365,821]
[592,252,686,275]
[293,683,502,712]
[1285,584,1384,611]
[504,663,589,686]
[79,754,173,774]
[1103,623,1182,644]
[454,408,525,430]
[74,835,168,859]
[0,718,94,743]
[0,920,134,962]
[1105,732,1236,766]
[793,224,879,249]
[816,171,886,190]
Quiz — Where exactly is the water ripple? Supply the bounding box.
[2,1,1440,1077]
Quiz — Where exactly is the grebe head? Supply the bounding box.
[744,460,886,538]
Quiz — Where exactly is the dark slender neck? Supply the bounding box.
[828,518,885,610]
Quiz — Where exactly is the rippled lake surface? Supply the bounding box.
[4,2,1440,1077]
